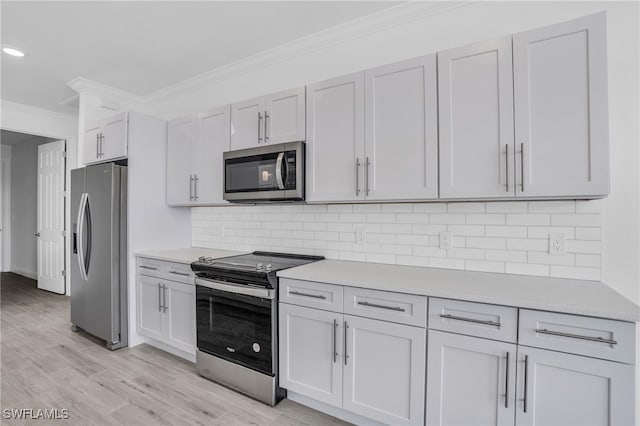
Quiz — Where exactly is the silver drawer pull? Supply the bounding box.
[289,290,326,300]
[139,265,158,270]
[169,270,191,277]
[358,301,405,312]
[535,328,618,345]
[440,314,501,327]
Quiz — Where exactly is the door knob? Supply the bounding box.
[35,232,40,237]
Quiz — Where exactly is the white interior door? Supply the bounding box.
[37,140,66,294]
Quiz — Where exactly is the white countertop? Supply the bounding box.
[277,260,640,322]
[134,247,246,264]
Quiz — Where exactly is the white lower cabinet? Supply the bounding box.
[426,330,517,426]
[516,347,634,426]
[136,260,196,357]
[343,314,426,425]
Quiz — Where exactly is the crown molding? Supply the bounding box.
[65,2,474,108]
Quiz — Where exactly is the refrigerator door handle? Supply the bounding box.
[84,195,92,277]
[76,193,88,281]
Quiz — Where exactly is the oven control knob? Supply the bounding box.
[205,257,213,263]
[256,263,264,271]
[265,264,272,272]
[198,256,206,263]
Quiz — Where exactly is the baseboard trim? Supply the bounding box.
[141,336,196,363]
[287,391,384,426]
[10,268,37,281]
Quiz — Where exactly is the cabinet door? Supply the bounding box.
[163,280,196,354]
[513,13,609,198]
[439,37,515,199]
[166,116,196,205]
[279,303,343,407]
[426,330,517,426]
[231,96,265,150]
[306,73,365,202]
[196,105,230,204]
[265,87,305,144]
[364,55,438,200]
[516,347,634,426]
[100,112,128,161]
[83,123,101,165]
[137,275,164,341]
[343,314,426,425]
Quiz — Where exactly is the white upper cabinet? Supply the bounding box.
[83,112,128,165]
[438,38,515,199]
[231,88,305,150]
[265,87,306,144]
[306,73,365,202]
[166,115,197,206]
[231,96,265,150]
[513,13,609,198]
[365,55,438,200]
[197,105,230,205]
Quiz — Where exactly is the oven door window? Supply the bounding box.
[196,286,273,376]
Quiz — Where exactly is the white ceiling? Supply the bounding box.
[1,1,396,114]
[0,129,55,146]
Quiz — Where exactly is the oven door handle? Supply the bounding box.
[195,278,275,299]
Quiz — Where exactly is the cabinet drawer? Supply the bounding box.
[279,279,343,312]
[344,287,427,327]
[137,258,164,278]
[519,310,636,364]
[429,298,518,343]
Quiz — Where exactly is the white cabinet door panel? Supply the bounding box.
[343,314,426,425]
[513,13,609,198]
[426,330,517,426]
[164,280,196,354]
[101,112,128,160]
[306,73,365,202]
[279,303,343,407]
[197,105,230,204]
[439,37,515,198]
[83,124,101,165]
[516,346,634,426]
[166,116,196,205]
[231,97,265,150]
[137,275,164,340]
[266,87,305,144]
[365,55,438,200]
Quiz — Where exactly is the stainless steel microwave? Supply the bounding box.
[223,141,305,202]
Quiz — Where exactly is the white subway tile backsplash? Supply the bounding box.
[192,200,602,281]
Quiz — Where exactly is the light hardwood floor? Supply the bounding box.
[0,273,350,426]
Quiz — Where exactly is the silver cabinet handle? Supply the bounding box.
[504,351,510,409]
[333,319,338,363]
[355,158,361,196]
[505,144,509,192]
[440,314,501,328]
[535,328,618,345]
[344,321,349,366]
[520,142,525,192]
[258,112,263,143]
[189,175,194,201]
[193,174,199,201]
[523,354,529,413]
[169,270,190,277]
[264,110,270,142]
[162,284,168,313]
[289,290,326,300]
[158,283,163,312]
[365,157,371,195]
[139,265,158,271]
[100,134,104,157]
[96,133,100,158]
[358,301,405,312]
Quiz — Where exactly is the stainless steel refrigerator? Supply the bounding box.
[70,163,128,350]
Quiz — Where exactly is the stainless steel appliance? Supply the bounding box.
[191,251,323,405]
[70,163,128,350]
[223,141,304,202]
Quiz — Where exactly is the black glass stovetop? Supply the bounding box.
[191,251,324,289]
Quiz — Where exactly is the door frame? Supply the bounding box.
[0,146,12,272]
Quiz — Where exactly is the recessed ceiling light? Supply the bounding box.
[3,47,25,57]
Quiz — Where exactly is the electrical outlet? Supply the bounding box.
[549,233,566,255]
[354,225,366,245]
[440,231,453,250]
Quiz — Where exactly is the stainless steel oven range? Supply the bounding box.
[191,251,323,406]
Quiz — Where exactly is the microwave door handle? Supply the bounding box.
[275,152,285,190]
